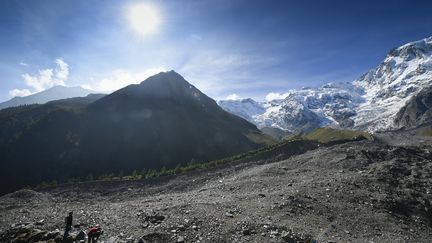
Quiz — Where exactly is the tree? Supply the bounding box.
[140,168,147,178]
[174,164,182,174]
[50,180,58,187]
[189,158,196,166]
[145,169,157,179]
[160,166,167,176]
[132,169,140,179]
[86,173,94,181]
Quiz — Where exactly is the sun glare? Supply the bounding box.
[126,3,161,37]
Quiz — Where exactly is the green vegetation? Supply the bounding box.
[32,127,369,190]
[418,127,432,136]
[31,137,304,189]
[303,127,372,143]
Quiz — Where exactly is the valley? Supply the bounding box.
[1,128,431,242]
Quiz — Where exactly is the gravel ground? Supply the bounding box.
[1,136,432,242]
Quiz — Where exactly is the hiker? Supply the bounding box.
[63,212,73,240]
[87,225,103,243]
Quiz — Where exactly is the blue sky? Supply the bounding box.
[1,0,432,102]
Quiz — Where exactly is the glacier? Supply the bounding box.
[218,36,432,132]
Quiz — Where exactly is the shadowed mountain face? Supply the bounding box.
[394,85,432,128]
[0,71,271,195]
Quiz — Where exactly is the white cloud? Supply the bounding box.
[178,49,278,98]
[10,58,69,97]
[9,89,32,97]
[225,93,241,100]
[86,67,166,92]
[55,59,69,81]
[19,61,28,67]
[265,92,289,101]
[188,34,203,43]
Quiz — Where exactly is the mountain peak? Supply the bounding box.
[387,36,432,60]
[220,36,432,132]
[124,70,202,100]
[140,70,184,84]
[91,71,219,112]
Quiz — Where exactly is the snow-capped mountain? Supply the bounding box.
[352,37,432,131]
[0,85,96,110]
[219,36,432,132]
[217,98,265,124]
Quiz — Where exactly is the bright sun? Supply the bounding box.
[126,3,161,37]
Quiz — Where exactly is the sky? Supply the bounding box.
[1,0,432,102]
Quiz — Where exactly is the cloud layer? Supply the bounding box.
[225,94,242,100]
[265,92,289,101]
[9,59,69,97]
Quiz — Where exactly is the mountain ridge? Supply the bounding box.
[219,36,432,133]
[0,85,97,110]
[0,71,272,195]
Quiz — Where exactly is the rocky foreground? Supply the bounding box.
[1,133,432,242]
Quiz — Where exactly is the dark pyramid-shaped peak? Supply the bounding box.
[89,70,217,112]
[108,70,203,99]
[132,70,202,99]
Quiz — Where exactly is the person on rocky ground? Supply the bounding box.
[63,211,73,240]
[87,225,103,243]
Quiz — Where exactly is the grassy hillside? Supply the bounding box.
[303,127,372,143]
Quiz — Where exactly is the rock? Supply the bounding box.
[177,225,186,231]
[177,236,185,243]
[75,230,86,242]
[141,232,172,242]
[28,229,47,242]
[225,212,234,218]
[147,214,165,224]
[258,193,266,198]
[242,229,251,235]
[35,219,45,226]
[281,231,293,242]
[43,230,61,241]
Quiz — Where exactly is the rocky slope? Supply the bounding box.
[0,129,431,242]
[219,36,432,133]
[394,85,432,128]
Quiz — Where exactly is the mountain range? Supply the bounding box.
[219,36,432,133]
[0,85,97,110]
[0,71,272,195]
[2,36,432,195]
